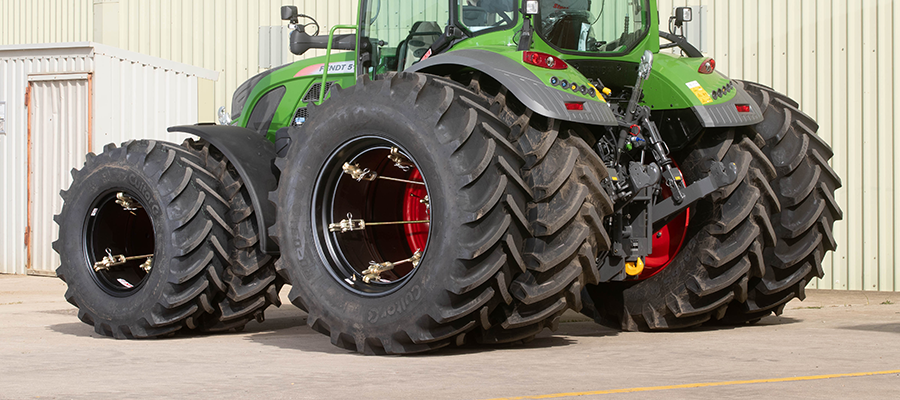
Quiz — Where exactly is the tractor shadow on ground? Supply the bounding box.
[45,305,310,340]
[841,323,900,334]
[689,315,801,332]
[247,324,585,356]
[246,312,601,355]
[48,322,101,338]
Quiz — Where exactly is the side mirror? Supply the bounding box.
[290,29,357,56]
[281,5,298,22]
[674,7,692,27]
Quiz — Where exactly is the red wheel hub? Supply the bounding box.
[403,169,429,253]
[638,181,690,280]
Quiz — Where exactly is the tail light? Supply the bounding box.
[735,104,751,113]
[699,58,716,74]
[524,52,568,70]
[565,102,585,111]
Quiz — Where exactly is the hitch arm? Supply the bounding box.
[652,161,738,231]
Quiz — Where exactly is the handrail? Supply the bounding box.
[319,24,359,105]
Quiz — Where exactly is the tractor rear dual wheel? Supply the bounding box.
[453,71,615,343]
[585,129,779,330]
[271,73,535,354]
[584,85,840,331]
[725,81,842,322]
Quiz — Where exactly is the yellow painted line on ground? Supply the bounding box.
[484,370,900,400]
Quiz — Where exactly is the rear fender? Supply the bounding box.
[168,125,280,255]
[407,49,618,127]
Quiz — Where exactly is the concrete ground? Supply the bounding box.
[1,274,898,400]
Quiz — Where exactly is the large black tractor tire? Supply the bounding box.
[182,139,284,332]
[271,73,535,354]
[54,140,230,338]
[724,81,842,321]
[435,72,614,344]
[586,129,778,330]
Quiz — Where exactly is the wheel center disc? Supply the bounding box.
[85,190,156,296]
[315,138,431,296]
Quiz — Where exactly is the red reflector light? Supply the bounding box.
[565,102,585,111]
[523,51,568,70]
[736,104,751,113]
[699,58,716,74]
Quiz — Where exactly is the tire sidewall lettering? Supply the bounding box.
[125,172,161,217]
[366,284,422,324]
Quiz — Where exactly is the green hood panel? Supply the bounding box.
[234,52,358,141]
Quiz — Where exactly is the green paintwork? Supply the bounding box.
[234,0,743,144]
[233,51,358,142]
[642,54,735,109]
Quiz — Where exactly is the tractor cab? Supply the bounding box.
[357,0,519,74]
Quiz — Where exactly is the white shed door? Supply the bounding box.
[27,75,91,276]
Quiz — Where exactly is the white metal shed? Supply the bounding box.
[0,42,218,276]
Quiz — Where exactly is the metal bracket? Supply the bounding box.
[361,251,422,283]
[329,215,431,234]
[115,193,142,211]
[652,160,738,229]
[329,217,367,233]
[342,163,378,182]
[388,147,414,171]
[94,248,153,272]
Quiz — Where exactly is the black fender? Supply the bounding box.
[692,81,764,128]
[406,49,618,126]
[168,125,280,255]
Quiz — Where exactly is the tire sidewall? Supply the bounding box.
[58,150,172,324]
[279,96,462,338]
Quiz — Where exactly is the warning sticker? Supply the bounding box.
[686,81,713,105]
[294,61,356,77]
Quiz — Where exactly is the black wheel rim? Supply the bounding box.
[84,189,156,296]
[312,136,431,297]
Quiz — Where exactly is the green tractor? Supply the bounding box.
[55,0,841,353]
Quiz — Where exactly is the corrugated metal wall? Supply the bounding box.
[0,47,94,275]
[102,0,358,118]
[658,0,899,291]
[1,1,898,291]
[0,43,216,275]
[89,45,207,148]
[29,75,91,276]
[0,0,358,119]
[0,0,93,45]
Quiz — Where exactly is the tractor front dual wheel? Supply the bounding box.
[54,140,230,338]
[182,139,284,332]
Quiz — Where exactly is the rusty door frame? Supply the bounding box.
[25,73,93,275]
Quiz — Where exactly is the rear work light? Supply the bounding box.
[699,58,716,74]
[524,51,568,70]
[735,104,752,113]
[565,102,585,111]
